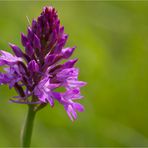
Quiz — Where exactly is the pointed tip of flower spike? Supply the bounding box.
[9,43,23,57]
[43,6,55,13]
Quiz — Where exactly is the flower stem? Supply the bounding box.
[21,105,36,147]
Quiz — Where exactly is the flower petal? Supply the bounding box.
[21,33,28,47]
[33,34,41,49]
[28,60,39,72]
[65,104,77,121]
[73,103,84,112]
[9,43,24,57]
[0,50,22,66]
[62,47,75,59]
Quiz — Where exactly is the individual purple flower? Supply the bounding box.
[0,6,86,121]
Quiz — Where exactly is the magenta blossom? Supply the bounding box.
[0,6,86,121]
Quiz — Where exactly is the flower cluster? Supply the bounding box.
[0,6,86,121]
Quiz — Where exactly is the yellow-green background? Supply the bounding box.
[0,1,148,147]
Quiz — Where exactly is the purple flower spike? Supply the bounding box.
[0,6,86,121]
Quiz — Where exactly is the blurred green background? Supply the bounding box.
[0,1,148,147]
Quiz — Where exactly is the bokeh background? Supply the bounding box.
[0,1,148,147]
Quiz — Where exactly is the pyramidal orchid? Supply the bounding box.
[0,6,86,147]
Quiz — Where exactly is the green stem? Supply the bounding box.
[21,105,36,147]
